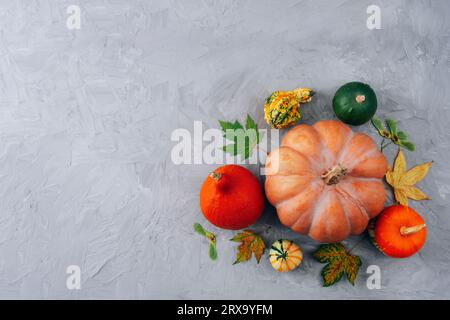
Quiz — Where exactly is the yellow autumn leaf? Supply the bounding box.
[401,162,433,186]
[394,188,409,206]
[394,150,406,180]
[404,186,431,201]
[385,150,432,206]
[385,168,395,186]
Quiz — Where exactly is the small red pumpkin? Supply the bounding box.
[200,165,264,230]
[370,205,426,258]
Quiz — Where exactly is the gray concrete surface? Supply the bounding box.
[0,0,449,299]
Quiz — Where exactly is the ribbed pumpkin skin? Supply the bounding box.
[265,120,388,243]
[269,239,303,272]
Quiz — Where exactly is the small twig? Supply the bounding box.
[380,140,392,153]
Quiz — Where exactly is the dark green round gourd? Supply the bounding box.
[332,82,377,126]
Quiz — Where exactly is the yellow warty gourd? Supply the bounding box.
[264,88,314,129]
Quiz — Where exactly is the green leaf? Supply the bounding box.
[222,144,238,156]
[321,257,345,287]
[386,119,398,135]
[313,243,362,287]
[230,230,254,242]
[233,242,252,264]
[345,255,362,286]
[371,116,384,132]
[245,114,263,145]
[218,115,263,160]
[312,243,346,263]
[397,131,408,140]
[220,120,243,142]
[193,222,206,236]
[245,114,257,131]
[219,120,235,133]
[233,120,244,130]
[209,243,218,261]
[219,120,242,131]
[231,230,265,264]
[194,222,217,262]
[249,236,265,263]
[372,116,415,152]
[371,116,391,138]
[400,141,415,151]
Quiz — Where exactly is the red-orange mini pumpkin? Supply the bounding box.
[200,165,264,230]
[265,120,388,243]
[370,205,426,258]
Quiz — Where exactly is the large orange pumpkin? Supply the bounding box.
[265,120,388,243]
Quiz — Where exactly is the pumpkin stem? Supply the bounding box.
[400,224,426,236]
[210,171,230,191]
[355,95,366,103]
[322,164,347,185]
[209,172,222,181]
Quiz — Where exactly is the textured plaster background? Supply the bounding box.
[0,0,449,299]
